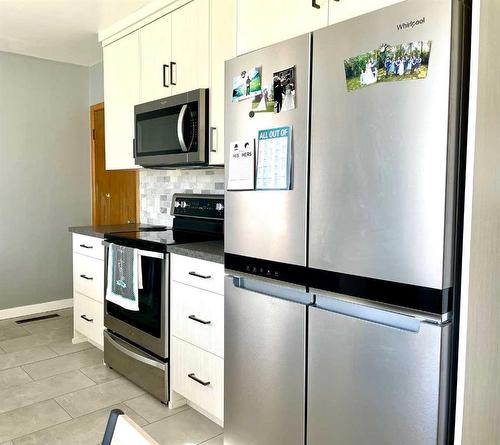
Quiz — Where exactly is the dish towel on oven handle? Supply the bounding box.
[106,243,142,311]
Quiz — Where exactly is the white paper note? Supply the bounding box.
[256,126,292,190]
[227,140,255,191]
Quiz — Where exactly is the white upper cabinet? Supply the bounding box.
[236,0,329,55]
[209,0,236,165]
[140,14,172,103]
[171,0,210,95]
[103,31,140,170]
[328,0,407,24]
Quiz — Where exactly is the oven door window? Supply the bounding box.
[136,103,198,156]
[107,255,162,338]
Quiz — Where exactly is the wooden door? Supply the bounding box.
[91,104,138,225]
[103,31,140,170]
[140,13,172,102]
[171,0,209,95]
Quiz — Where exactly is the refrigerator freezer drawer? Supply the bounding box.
[224,275,307,445]
[307,304,451,445]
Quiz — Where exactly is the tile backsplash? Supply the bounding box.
[139,168,225,226]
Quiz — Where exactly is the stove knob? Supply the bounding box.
[180,201,188,209]
[215,203,224,212]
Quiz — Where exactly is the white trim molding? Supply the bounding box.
[0,298,73,321]
[454,0,481,442]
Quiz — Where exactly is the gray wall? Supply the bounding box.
[461,0,500,443]
[0,51,91,311]
[89,61,104,105]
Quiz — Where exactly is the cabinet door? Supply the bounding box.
[140,13,172,102]
[209,0,236,165]
[328,0,406,24]
[103,32,140,170]
[171,0,210,95]
[236,0,328,55]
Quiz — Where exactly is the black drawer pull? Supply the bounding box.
[188,315,211,325]
[80,274,93,281]
[188,373,210,386]
[189,271,211,279]
[312,0,320,8]
[80,314,94,323]
[79,244,93,249]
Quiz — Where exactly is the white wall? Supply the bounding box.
[455,0,500,443]
[0,51,91,311]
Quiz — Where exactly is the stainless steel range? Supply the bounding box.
[103,193,224,403]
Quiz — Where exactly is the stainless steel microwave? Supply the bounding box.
[134,88,208,168]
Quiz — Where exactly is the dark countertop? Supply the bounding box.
[68,224,166,239]
[167,240,224,264]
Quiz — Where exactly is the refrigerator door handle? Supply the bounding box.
[230,275,311,305]
[314,295,422,333]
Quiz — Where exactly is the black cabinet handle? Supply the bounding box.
[162,64,170,87]
[188,315,211,325]
[189,271,211,280]
[80,314,94,323]
[80,274,93,281]
[79,244,93,249]
[312,0,320,8]
[188,373,210,386]
[170,61,177,85]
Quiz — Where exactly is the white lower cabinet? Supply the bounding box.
[172,336,224,422]
[171,253,224,425]
[74,293,104,347]
[72,234,105,349]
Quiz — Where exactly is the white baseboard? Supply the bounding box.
[0,298,73,320]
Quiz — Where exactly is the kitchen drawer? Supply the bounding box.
[172,336,223,421]
[74,293,104,347]
[171,281,224,358]
[171,254,224,295]
[73,253,104,303]
[72,234,105,260]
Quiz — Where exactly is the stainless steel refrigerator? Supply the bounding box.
[224,0,470,444]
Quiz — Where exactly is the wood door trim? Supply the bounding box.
[90,103,103,225]
[90,103,140,224]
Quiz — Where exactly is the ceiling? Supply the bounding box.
[0,0,155,66]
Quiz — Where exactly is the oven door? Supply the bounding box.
[104,243,169,359]
[134,89,208,168]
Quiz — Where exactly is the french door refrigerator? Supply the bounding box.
[224,0,470,444]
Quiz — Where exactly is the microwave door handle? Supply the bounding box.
[177,104,189,152]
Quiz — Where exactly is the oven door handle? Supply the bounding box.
[102,242,165,260]
[104,331,165,371]
[177,104,189,152]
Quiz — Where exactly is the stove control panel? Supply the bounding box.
[171,194,224,220]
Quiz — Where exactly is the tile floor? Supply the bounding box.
[0,309,223,444]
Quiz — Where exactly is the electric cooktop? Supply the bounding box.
[106,229,221,253]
